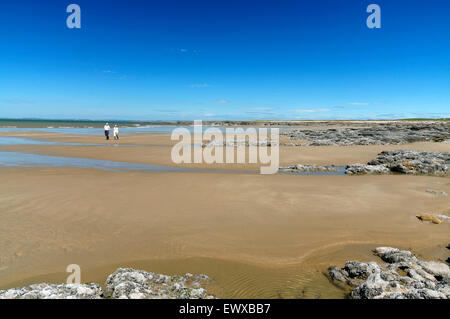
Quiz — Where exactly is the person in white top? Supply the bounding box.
[104,123,111,140]
[113,125,119,140]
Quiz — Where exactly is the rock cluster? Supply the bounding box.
[345,164,390,175]
[202,140,278,147]
[279,164,342,173]
[329,247,450,299]
[345,150,449,176]
[104,268,214,299]
[0,283,103,299]
[0,268,214,299]
[286,123,450,146]
[426,189,448,196]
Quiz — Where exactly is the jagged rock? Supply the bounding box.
[0,268,215,299]
[344,261,381,279]
[0,283,103,299]
[286,123,450,146]
[345,164,390,175]
[374,247,417,263]
[329,247,450,299]
[328,266,349,286]
[345,150,449,176]
[390,164,413,174]
[104,268,214,299]
[279,164,341,173]
[418,261,450,278]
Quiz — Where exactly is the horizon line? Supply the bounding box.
[0,117,449,123]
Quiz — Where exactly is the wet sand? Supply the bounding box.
[0,132,449,169]
[0,132,449,298]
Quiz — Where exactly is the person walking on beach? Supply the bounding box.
[104,122,110,140]
[113,124,119,140]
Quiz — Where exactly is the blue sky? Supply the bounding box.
[0,0,449,120]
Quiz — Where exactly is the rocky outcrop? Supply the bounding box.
[345,150,449,176]
[345,164,390,175]
[0,283,103,299]
[104,268,214,299]
[286,123,450,146]
[202,140,278,147]
[426,189,447,196]
[279,164,342,173]
[0,268,214,299]
[329,247,450,299]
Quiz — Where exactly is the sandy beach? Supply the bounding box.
[2,0,450,302]
[0,129,448,298]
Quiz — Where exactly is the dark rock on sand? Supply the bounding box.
[329,247,450,299]
[279,164,341,173]
[426,189,448,196]
[286,122,450,146]
[344,164,390,175]
[345,150,449,176]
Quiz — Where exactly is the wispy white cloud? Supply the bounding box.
[245,111,275,115]
[0,98,35,105]
[177,48,200,55]
[99,69,127,79]
[155,109,181,114]
[294,108,331,113]
[376,113,403,118]
[248,107,273,111]
[349,102,370,106]
[189,83,209,88]
[244,107,275,115]
[409,112,450,118]
[216,99,230,103]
